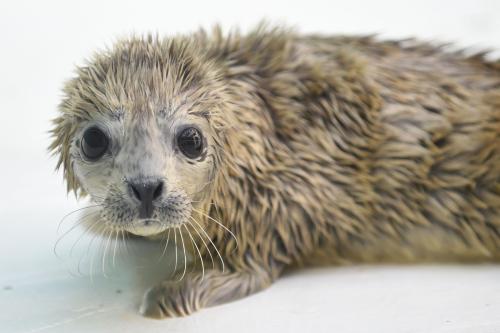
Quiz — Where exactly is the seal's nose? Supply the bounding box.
[129,180,163,218]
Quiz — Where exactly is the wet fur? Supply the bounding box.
[50,25,500,317]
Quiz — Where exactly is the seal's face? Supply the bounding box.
[71,105,215,236]
[51,37,225,237]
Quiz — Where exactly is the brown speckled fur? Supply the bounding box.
[50,25,500,318]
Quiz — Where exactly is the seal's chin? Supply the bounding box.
[125,219,169,237]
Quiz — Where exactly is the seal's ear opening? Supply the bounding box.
[48,114,83,197]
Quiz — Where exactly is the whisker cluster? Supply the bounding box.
[54,199,239,283]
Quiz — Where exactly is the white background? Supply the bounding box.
[1,0,500,332]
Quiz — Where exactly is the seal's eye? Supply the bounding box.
[81,127,109,161]
[177,127,204,159]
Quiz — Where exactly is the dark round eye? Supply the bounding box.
[81,127,109,161]
[177,127,204,159]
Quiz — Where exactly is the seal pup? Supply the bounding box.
[50,25,500,318]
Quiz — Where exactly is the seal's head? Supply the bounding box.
[50,36,228,237]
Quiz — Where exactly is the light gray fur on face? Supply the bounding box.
[70,97,215,237]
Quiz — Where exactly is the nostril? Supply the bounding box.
[153,181,163,200]
[130,184,142,201]
[128,180,163,203]
[128,179,162,218]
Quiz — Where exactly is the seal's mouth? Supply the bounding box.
[92,186,193,237]
[125,219,170,237]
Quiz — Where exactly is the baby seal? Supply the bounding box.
[50,25,500,318]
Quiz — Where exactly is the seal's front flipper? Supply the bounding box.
[140,266,276,318]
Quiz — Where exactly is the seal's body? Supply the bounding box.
[51,26,500,318]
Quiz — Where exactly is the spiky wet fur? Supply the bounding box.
[50,25,500,318]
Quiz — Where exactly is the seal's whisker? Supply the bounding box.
[101,228,114,279]
[81,223,107,277]
[120,229,133,257]
[187,219,215,270]
[54,209,101,259]
[57,204,103,233]
[75,220,103,276]
[58,194,126,237]
[90,225,108,283]
[123,227,134,255]
[173,227,178,277]
[155,228,168,260]
[192,207,239,250]
[190,216,225,273]
[69,220,99,276]
[118,230,128,263]
[94,223,113,280]
[119,230,127,257]
[184,224,205,280]
[119,230,125,248]
[177,226,187,282]
[158,228,171,262]
[70,216,102,257]
[87,224,106,258]
[96,228,108,276]
[112,229,119,268]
